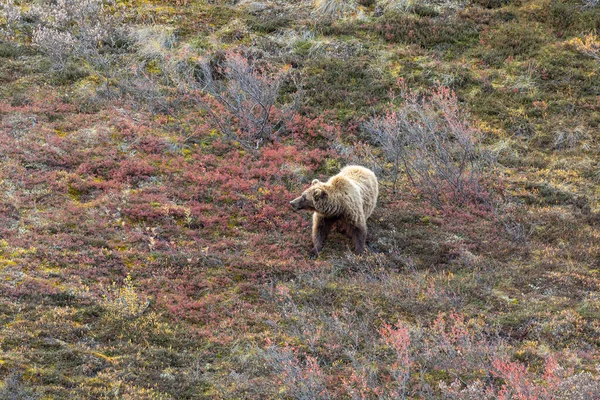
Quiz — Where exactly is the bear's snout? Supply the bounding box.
[291,194,315,212]
[290,197,301,211]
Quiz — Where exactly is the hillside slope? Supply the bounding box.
[0,0,599,398]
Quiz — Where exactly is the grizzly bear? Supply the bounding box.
[290,165,379,257]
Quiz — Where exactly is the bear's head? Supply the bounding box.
[290,179,328,213]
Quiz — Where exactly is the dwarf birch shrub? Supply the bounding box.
[264,345,331,399]
[0,372,39,400]
[0,0,22,40]
[1,0,125,71]
[363,85,494,208]
[171,49,297,151]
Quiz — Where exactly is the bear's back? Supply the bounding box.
[338,165,378,219]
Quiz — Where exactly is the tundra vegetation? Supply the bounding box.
[0,0,599,398]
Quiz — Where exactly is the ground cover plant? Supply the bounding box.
[0,0,599,398]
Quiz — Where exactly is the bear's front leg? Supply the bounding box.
[351,224,367,255]
[310,214,335,258]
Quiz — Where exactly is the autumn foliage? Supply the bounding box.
[1,0,600,397]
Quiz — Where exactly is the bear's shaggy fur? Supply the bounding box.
[290,165,378,257]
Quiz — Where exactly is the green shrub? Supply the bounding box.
[376,12,482,52]
[0,42,25,58]
[302,56,393,114]
[479,21,547,65]
[528,0,600,34]
[470,0,514,8]
[247,14,292,33]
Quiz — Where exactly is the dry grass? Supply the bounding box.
[312,0,357,19]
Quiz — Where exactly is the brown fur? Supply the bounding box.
[290,165,379,257]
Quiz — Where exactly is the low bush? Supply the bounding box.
[362,84,494,209]
[374,12,482,51]
[167,49,298,151]
[1,0,127,71]
[0,372,39,400]
[567,32,600,61]
[478,21,546,66]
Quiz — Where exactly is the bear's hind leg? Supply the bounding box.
[351,225,367,255]
[310,215,335,258]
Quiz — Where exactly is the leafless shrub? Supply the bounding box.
[420,312,503,382]
[32,27,78,70]
[439,361,600,399]
[554,370,600,400]
[362,85,494,208]
[439,379,496,399]
[500,216,528,243]
[0,0,22,40]
[1,0,125,71]
[581,0,599,9]
[263,345,331,399]
[169,49,298,150]
[0,372,39,400]
[554,126,591,151]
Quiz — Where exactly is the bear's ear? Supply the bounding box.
[314,188,327,200]
[312,179,320,186]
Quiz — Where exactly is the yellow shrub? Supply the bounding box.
[567,32,600,61]
[101,274,149,320]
